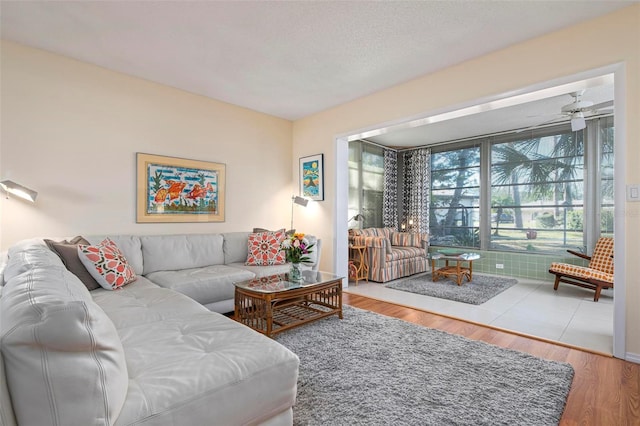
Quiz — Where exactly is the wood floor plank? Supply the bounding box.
[342,293,640,425]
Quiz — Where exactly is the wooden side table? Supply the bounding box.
[348,245,369,285]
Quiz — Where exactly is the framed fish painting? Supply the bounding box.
[136,153,225,223]
[299,153,324,201]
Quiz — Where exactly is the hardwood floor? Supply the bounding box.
[343,293,640,426]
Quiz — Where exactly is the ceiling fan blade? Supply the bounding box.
[589,100,614,111]
[516,117,564,133]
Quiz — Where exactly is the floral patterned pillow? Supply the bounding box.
[245,230,287,266]
[77,238,137,290]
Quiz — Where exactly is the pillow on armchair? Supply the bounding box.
[391,232,423,248]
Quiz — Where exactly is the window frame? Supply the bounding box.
[428,117,613,255]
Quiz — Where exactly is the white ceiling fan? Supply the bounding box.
[519,90,614,133]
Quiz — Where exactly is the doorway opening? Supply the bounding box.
[334,66,626,358]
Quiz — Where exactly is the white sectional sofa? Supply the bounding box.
[0,232,320,425]
[88,232,321,313]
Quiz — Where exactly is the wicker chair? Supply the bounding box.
[548,237,614,302]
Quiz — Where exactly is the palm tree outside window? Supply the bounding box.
[427,117,613,255]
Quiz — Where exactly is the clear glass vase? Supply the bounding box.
[289,262,302,283]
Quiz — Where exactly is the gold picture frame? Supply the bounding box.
[136,153,225,223]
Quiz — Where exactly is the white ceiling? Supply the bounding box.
[0,0,631,145]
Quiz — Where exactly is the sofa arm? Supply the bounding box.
[419,233,429,253]
[351,235,388,267]
[312,238,322,271]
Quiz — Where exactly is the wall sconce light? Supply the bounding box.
[0,180,38,203]
[290,195,309,230]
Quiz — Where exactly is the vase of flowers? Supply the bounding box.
[289,262,303,283]
[281,233,314,283]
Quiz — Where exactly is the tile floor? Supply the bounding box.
[345,273,614,355]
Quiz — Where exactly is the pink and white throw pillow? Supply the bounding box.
[78,238,137,290]
[245,229,287,266]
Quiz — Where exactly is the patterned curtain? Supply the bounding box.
[382,149,398,228]
[402,148,431,234]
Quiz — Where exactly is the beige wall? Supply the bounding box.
[0,41,294,247]
[293,5,640,354]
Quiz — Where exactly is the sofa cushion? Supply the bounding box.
[227,262,291,278]
[145,265,254,306]
[222,231,252,264]
[92,279,300,425]
[4,240,60,282]
[44,236,102,290]
[141,234,224,274]
[386,246,427,261]
[78,238,138,290]
[391,232,423,248]
[1,258,128,426]
[0,286,17,426]
[0,250,8,287]
[245,230,287,266]
[360,227,395,239]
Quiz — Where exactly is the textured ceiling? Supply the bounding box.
[0,1,632,146]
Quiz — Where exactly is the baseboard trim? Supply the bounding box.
[625,352,640,364]
[344,290,614,358]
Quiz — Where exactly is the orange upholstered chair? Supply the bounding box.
[549,237,614,302]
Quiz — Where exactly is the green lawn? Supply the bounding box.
[490,228,583,254]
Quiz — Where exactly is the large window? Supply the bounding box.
[348,141,384,229]
[430,145,480,247]
[490,127,585,252]
[599,117,615,239]
[429,118,613,255]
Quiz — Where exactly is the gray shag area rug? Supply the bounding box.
[276,305,573,426]
[385,273,518,305]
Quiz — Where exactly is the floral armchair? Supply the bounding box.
[349,227,429,283]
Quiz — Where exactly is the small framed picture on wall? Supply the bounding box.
[299,153,324,201]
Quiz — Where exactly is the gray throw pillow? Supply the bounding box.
[44,236,101,291]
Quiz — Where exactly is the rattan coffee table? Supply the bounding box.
[430,252,481,285]
[234,271,343,337]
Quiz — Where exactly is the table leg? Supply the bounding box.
[337,282,343,319]
[265,295,273,337]
[469,260,474,281]
[431,258,438,281]
[361,247,369,282]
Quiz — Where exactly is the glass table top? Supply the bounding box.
[234,270,342,293]
[430,251,481,261]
